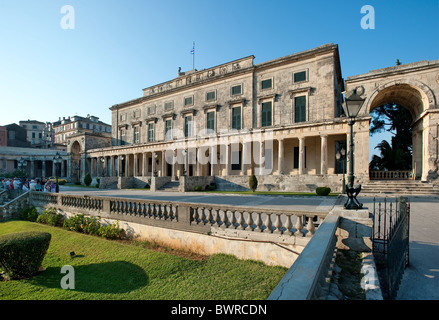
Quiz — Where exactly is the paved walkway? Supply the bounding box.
[58,186,338,213]
[58,186,439,300]
[359,195,439,300]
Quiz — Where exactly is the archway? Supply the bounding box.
[367,83,426,180]
[71,141,81,182]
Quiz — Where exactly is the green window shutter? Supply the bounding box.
[206,91,216,101]
[232,107,241,130]
[294,96,306,123]
[261,102,272,127]
[206,112,215,131]
[231,85,241,95]
[293,71,307,83]
[261,79,272,90]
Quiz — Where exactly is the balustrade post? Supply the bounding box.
[295,215,304,236]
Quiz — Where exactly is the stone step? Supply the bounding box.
[158,181,180,192]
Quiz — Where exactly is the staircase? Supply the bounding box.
[157,181,180,192]
[361,180,439,196]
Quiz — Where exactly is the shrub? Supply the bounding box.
[84,173,92,186]
[58,180,66,185]
[96,178,100,188]
[194,186,202,191]
[316,187,331,196]
[36,207,64,227]
[207,185,215,191]
[0,231,51,279]
[63,214,86,232]
[19,206,39,222]
[98,221,124,240]
[249,175,258,192]
[63,214,123,239]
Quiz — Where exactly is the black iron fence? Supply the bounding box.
[372,197,410,299]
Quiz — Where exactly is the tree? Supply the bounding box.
[369,103,413,170]
[83,173,92,186]
[249,175,258,192]
[369,140,411,171]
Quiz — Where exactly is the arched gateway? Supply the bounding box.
[345,60,439,182]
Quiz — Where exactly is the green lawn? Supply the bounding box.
[0,220,287,300]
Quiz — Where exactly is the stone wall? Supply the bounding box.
[179,176,215,192]
[215,174,345,193]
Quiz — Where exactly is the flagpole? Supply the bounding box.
[192,41,195,70]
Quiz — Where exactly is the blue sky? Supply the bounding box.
[1,0,438,157]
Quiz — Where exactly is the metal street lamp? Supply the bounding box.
[18,157,27,172]
[53,152,62,193]
[342,89,365,210]
[336,147,346,193]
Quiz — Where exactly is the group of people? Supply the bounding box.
[0,177,57,192]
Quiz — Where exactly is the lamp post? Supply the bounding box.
[18,157,27,173]
[336,147,346,193]
[53,152,62,193]
[152,152,158,177]
[342,89,365,210]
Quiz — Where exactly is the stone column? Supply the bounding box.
[81,154,86,180]
[51,160,55,176]
[299,137,305,175]
[117,155,122,176]
[210,146,215,176]
[125,154,129,177]
[67,155,72,180]
[225,143,231,176]
[134,154,138,177]
[320,135,328,175]
[143,153,147,176]
[30,159,35,178]
[278,139,284,175]
[161,151,166,177]
[110,156,115,177]
[42,159,46,177]
[61,160,65,177]
[89,158,94,177]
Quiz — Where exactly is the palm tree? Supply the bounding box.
[369,140,411,171]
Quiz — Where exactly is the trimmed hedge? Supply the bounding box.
[249,175,258,192]
[0,231,51,279]
[316,187,331,196]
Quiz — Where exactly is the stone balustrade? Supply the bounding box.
[0,191,29,221]
[370,170,414,180]
[29,191,327,241]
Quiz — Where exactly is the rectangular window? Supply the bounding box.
[147,105,156,115]
[206,111,215,132]
[184,116,193,138]
[148,123,154,142]
[261,102,272,127]
[261,78,272,90]
[232,106,241,130]
[293,71,307,83]
[32,132,35,138]
[165,119,172,140]
[164,101,173,111]
[184,96,193,106]
[206,91,216,101]
[133,126,140,144]
[294,95,307,123]
[231,84,242,96]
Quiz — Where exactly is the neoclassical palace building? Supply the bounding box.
[68,43,439,192]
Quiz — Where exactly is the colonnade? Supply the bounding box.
[85,134,340,180]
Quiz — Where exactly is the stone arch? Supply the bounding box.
[364,80,436,121]
[365,80,436,180]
